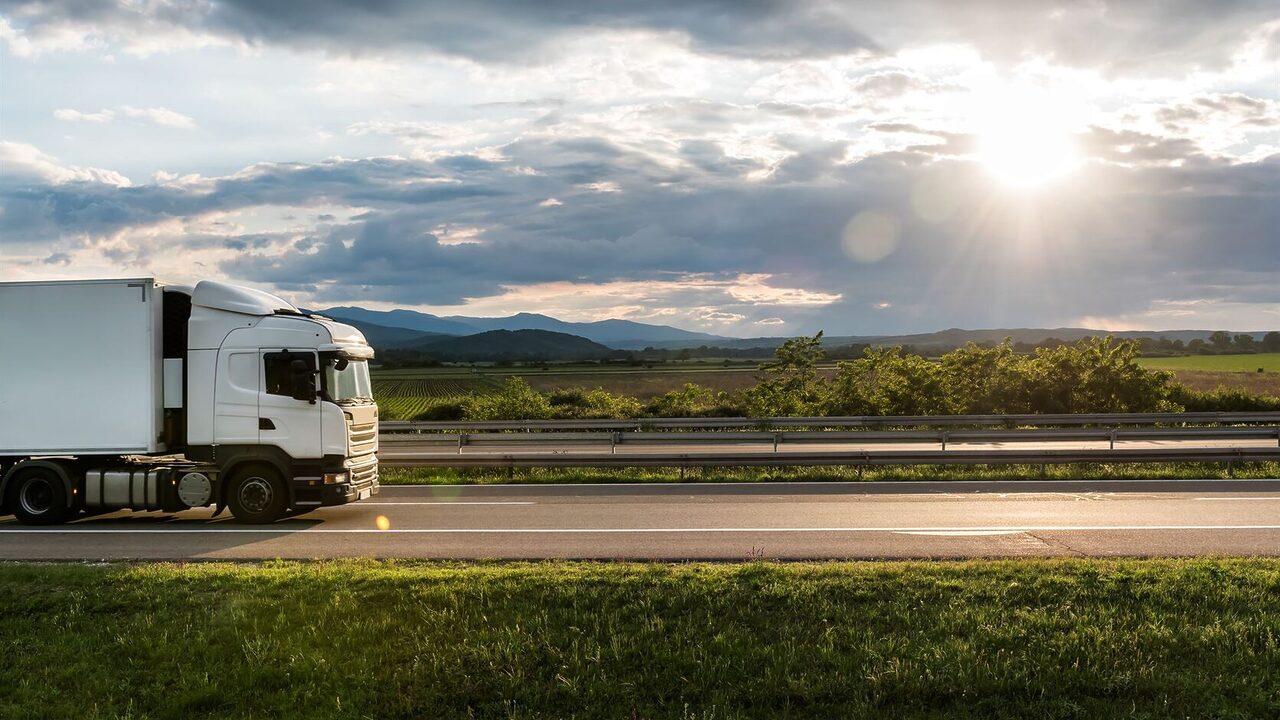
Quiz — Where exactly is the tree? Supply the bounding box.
[742,332,826,416]
[1233,334,1255,351]
[825,346,951,416]
[1263,332,1280,352]
[1209,331,1232,350]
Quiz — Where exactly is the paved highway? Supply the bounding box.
[3,479,1280,560]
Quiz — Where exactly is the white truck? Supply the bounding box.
[0,278,379,524]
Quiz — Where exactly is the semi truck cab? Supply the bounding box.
[0,278,379,524]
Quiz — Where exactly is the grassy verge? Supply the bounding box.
[380,461,1280,486]
[2,559,1279,718]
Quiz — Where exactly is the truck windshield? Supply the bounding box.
[320,356,373,404]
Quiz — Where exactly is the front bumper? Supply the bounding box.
[291,459,379,508]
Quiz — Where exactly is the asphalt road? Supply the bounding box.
[3,479,1280,560]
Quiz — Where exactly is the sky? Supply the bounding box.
[1,1,1278,337]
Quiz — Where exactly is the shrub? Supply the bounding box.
[411,400,466,421]
[1171,386,1280,412]
[646,384,743,417]
[463,377,552,420]
[548,388,644,419]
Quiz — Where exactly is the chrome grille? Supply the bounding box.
[348,419,378,457]
[348,456,378,487]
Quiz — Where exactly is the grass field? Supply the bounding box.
[1167,370,1280,397]
[1138,353,1280,372]
[3,559,1279,719]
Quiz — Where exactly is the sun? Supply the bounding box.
[974,89,1082,189]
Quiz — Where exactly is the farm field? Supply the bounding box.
[1138,353,1280,372]
[1137,354,1280,397]
[1164,370,1280,397]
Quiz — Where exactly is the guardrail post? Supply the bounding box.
[458,433,467,455]
[1110,429,1116,450]
[773,433,780,452]
[941,432,947,451]
[611,432,618,454]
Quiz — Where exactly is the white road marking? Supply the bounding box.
[1195,497,1280,501]
[3,524,1280,534]
[380,478,1280,489]
[894,530,1025,536]
[354,501,535,506]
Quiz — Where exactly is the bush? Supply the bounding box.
[547,388,644,419]
[645,384,743,417]
[1171,386,1280,412]
[463,378,552,420]
[411,400,466,421]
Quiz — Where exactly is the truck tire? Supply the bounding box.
[9,468,70,526]
[226,464,288,524]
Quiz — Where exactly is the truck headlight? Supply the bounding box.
[323,472,349,485]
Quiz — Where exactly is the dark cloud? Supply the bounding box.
[4,129,1279,332]
[3,0,1275,72]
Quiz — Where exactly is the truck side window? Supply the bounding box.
[264,352,314,397]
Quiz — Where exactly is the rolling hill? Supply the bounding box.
[318,306,725,348]
[394,329,617,362]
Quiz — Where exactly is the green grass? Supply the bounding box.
[2,559,1279,718]
[1139,353,1280,372]
[380,461,1280,486]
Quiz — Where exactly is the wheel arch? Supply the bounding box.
[1,459,77,514]
[208,446,296,508]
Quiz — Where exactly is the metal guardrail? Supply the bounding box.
[376,413,1280,470]
[377,446,1280,469]
[380,426,1280,452]
[381,411,1280,433]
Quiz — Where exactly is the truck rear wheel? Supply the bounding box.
[227,465,287,524]
[9,468,70,526]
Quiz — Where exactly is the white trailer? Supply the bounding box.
[0,278,379,524]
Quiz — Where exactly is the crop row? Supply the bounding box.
[373,376,506,420]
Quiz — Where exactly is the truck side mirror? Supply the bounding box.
[291,374,317,404]
[290,358,317,403]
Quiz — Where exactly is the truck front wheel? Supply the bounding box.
[227,465,287,524]
[9,468,70,526]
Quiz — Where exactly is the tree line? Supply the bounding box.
[405,335,1280,421]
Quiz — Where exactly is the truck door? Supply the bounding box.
[213,351,260,445]
[260,350,323,461]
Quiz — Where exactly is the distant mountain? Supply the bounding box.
[318,306,726,348]
[319,306,478,336]
[442,312,725,348]
[399,329,616,361]
[308,314,445,348]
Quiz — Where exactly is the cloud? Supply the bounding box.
[5,126,1278,333]
[3,0,1276,76]
[121,105,195,128]
[51,105,195,128]
[54,107,115,123]
[0,141,132,187]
